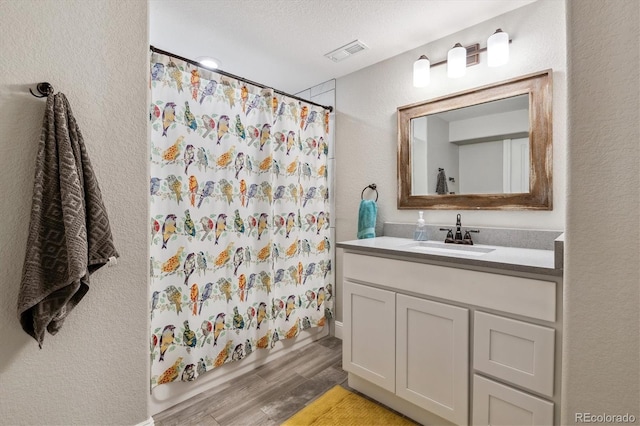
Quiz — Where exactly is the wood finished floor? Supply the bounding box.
[154,336,350,426]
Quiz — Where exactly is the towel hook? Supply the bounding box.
[361,183,378,202]
[30,82,54,98]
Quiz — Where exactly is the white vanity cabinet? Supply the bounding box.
[343,281,469,425]
[341,251,562,426]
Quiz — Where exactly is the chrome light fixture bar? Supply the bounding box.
[412,29,511,87]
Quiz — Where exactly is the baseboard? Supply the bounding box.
[135,417,154,426]
[334,320,343,340]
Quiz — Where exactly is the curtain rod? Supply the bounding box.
[150,45,334,113]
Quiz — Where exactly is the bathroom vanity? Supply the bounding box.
[337,236,563,426]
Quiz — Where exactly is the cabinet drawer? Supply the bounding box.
[473,375,554,426]
[474,311,555,397]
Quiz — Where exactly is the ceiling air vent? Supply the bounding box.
[324,40,369,62]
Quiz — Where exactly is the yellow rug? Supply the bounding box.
[282,385,417,426]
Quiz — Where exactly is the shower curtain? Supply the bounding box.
[149,52,332,388]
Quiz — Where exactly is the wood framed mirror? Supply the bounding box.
[397,70,552,210]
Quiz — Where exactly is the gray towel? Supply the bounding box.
[436,169,448,195]
[18,93,118,347]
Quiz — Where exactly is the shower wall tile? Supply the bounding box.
[327,112,336,160]
[329,227,336,323]
[310,79,335,97]
[295,89,312,101]
[328,158,335,223]
[330,226,335,246]
[310,90,334,109]
[330,226,335,272]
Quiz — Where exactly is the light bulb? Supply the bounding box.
[447,43,467,78]
[488,29,509,67]
[413,55,430,87]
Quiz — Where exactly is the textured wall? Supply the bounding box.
[334,0,566,322]
[0,1,149,425]
[563,0,640,423]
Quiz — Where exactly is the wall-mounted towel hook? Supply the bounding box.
[361,183,378,202]
[30,82,54,98]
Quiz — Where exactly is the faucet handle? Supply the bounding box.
[439,228,455,244]
[462,229,479,245]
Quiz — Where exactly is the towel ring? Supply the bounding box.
[361,183,378,202]
[30,82,54,98]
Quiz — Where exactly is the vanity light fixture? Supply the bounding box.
[413,55,431,87]
[487,29,509,67]
[447,43,467,78]
[196,56,221,69]
[412,29,511,86]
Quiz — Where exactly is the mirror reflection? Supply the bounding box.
[411,94,529,196]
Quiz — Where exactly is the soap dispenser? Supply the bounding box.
[414,211,428,241]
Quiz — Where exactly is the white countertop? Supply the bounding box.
[337,236,561,277]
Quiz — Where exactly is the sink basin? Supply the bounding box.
[400,241,495,256]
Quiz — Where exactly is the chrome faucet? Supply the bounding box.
[440,214,479,245]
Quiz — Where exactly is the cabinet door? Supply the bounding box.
[473,375,554,426]
[343,280,396,392]
[396,294,469,425]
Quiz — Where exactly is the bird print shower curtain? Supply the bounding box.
[149,52,332,388]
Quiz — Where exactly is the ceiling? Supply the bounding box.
[149,0,536,95]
